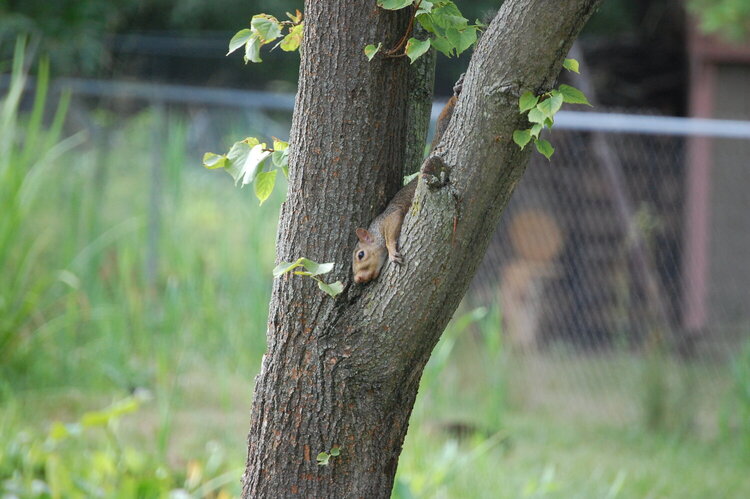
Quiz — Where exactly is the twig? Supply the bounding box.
[386,0,422,55]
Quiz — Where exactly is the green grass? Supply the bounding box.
[2,44,750,498]
[396,333,749,498]
[398,409,750,498]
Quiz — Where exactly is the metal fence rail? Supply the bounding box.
[9,75,746,434]
[6,75,750,137]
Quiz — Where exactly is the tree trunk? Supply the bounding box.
[242,1,603,497]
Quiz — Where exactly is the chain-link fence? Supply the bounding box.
[467,118,750,436]
[52,78,750,438]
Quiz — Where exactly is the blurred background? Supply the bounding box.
[2,0,750,497]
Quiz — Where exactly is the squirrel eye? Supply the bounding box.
[357,251,365,260]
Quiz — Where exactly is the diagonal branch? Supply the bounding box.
[243,1,604,497]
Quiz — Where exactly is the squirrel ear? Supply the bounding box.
[356,228,372,243]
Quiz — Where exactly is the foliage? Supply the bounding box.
[396,341,750,498]
[0,394,239,498]
[1,55,277,391]
[273,258,343,297]
[688,0,750,41]
[0,0,129,74]
[203,137,288,204]
[0,49,276,489]
[513,59,591,160]
[315,446,341,466]
[228,1,481,65]
[0,39,78,369]
[0,70,747,494]
[0,0,304,75]
[721,338,750,458]
[226,10,303,64]
[365,0,481,63]
[214,7,353,298]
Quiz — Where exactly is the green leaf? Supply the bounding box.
[445,28,461,53]
[377,0,414,10]
[416,0,433,15]
[416,12,436,34]
[240,143,271,184]
[431,3,469,30]
[273,258,334,278]
[318,280,344,297]
[244,35,263,63]
[254,170,277,205]
[558,84,591,106]
[563,58,579,73]
[305,260,334,276]
[316,452,330,466]
[272,139,289,168]
[251,15,282,42]
[530,123,543,139]
[430,37,454,57]
[280,24,303,52]
[273,259,302,277]
[330,446,341,457]
[227,29,252,55]
[405,37,431,63]
[272,138,288,151]
[513,129,531,149]
[549,92,564,114]
[519,91,539,113]
[535,138,554,160]
[364,43,382,61]
[226,140,270,185]
[527,107,546,124]
[537,93,563,119]
[446,27,476,55]
[202,152,227,169]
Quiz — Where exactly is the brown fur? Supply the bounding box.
[352,76,462,284]
[352,179,417,283]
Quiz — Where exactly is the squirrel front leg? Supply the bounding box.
[383,210,405,265]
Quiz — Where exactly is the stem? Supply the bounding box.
[386,0,422,55]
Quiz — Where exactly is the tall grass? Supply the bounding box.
[1,42,281,393]
[722,338,750,459]
[1,41,280,496]
[0,39,76,375]
[2,40,750,499]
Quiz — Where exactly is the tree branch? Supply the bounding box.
[242,1,604,496]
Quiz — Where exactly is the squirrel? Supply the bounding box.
[352,75,463,284]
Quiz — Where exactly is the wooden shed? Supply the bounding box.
[683,25,750,343]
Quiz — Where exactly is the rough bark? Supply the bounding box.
[403,25,437,176]
[242,1,603,497]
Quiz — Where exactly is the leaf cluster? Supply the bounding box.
[2,392,238,497]
[273,258,343,297]
[226,10,303,63]
[512,59,590,160]
[316,446,341,466]
[366,0,480,63]
[203,137,289,205]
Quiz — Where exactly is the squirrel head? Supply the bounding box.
[352,228,387,284]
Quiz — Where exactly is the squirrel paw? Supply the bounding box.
[421,155,451,190]
[390,251,404,265]
[453,73,465,96]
